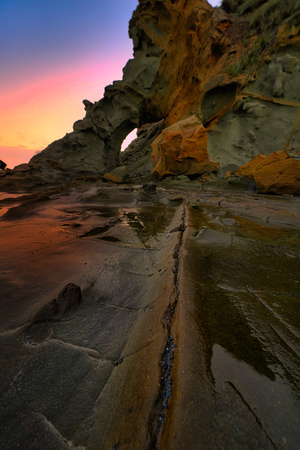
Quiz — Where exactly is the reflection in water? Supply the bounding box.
[234,215,300,245]
[63,205,121,219]
[124,206,176,240]
[192,276,276,381]
[188,204,300,385]
[212,344,300,448]
[183,200,300,448]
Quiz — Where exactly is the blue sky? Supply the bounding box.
[0,0,138,91]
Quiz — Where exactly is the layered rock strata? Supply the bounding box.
[1,183,299,447]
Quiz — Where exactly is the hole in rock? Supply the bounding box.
[202,83,238,125]
[120,128,137,152]
[211,43,225,63]
[207,0,221,6]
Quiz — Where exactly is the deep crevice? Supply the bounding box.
[148,201,187,449]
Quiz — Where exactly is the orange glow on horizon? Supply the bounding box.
[0,54,132,169]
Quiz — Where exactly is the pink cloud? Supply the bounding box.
[0,146,38,169]
[0,55,128,113]
[0,52,133,167]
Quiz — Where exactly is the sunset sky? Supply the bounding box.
[0,0,221,169]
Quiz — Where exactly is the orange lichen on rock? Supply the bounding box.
[235,154,266,180]
[223,171,232,179]
[151,115,219,177]
[103,173,123,184]
[235,151,300,195]
[103,166,128,184]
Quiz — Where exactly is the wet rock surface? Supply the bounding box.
[0,182,299,449]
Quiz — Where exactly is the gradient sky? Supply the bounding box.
[0,0,221,169]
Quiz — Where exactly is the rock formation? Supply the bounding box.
[151,115,219,176]
[1,0,300,194]
[235,150,300,195]
[0,160,6,170]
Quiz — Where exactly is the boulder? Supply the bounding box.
[151,116,219,177]
[235,154,266,180]
[235,151,300,195]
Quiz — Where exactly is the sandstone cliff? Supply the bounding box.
[1,0,300,194]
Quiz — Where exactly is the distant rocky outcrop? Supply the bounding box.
[1,0,300,194]
[0,160,6,170]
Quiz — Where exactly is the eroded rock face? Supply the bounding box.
[30,83,145,177]
[1,0,300,195]
[207,49,300,172]
[29,0,205,180]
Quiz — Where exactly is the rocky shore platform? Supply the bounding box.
[0,179,299,449]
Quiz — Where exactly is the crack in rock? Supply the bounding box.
[149,202,186,448]
[226,382,278,449]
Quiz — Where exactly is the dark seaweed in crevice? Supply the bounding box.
[158,335,175,417]
[149,202,186,448]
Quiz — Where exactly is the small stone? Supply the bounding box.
[103,166,128,184]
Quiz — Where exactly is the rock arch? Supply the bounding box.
[28,0,213,180]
